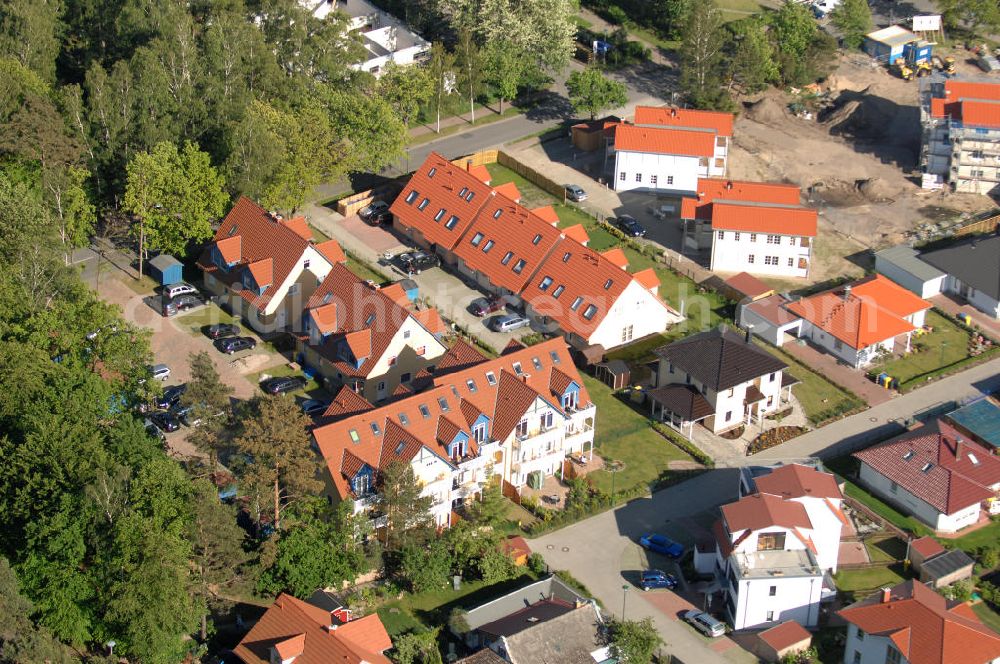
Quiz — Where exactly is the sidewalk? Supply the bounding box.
[780,338,894,406]
[408,103,518,142]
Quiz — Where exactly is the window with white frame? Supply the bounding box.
[748,254,755,263]
[635,173,642,182]
[666,175,673,185]
[764,256,778,266]
[515,419,528,438]
[619,172,626,181]
[766,235,780,244]
[650,175,658,185]
[622,325,633,342]
[540,411,553,430]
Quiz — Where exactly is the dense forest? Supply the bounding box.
[0,1,577,662]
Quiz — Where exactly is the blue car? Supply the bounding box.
[639,569,678,591]
[639,533,684,558]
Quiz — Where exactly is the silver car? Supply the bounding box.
[150,363,171,381]
[164,282,198,299]
[491,314,531,333]
[683,610,726,637]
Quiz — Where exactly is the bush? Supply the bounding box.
[527,552,548,575]
[600,4,629,25]
[939,578,973,602]
[980,546,1000,569]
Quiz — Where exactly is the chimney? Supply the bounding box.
[843,285,852,301]
[670,108,678,117]
[881,587,892,603]
[745,324,753,343]
[726,181,734,190]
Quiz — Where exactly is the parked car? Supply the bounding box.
[173,294,203,311]
[144,417,166,442]
[261,376,307,395]
[489,314,531,333]
[173,403,227,427]
[205,323,241,339]
[614,214,647,238]
[683,610,726,638]
[399,250,440,274]
[216,336,257,354]
[639,533,684,558]
[979,54,1000,73]
[359,200,389,222]
[148,410,180,433]
[149,363,171,381]
[155,384,187,410]
[470,295,509,317]
[639,569,678,591]
[368,209,392,226]
[164,282,198,299]
[301,399,330,416]
[565,184,587,202]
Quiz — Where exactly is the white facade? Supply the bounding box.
[737,302,803,346]
[943,274,1000,319]
[503,396,596,488]
[797,320,894,369]
[586,280,684,350]
[859,462,983,533]
[612,138,727,195]
[790,495,844,572]
[874,253,945,300]
[410,446,457,528]
[710,230,812,278]
[842,624,908,664]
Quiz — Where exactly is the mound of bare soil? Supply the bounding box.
[809,178,902,207]
[856,177,898,202]
[744,96,787,124]
[820,86,918,144]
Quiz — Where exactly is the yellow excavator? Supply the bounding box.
[895,62,915,80]
[932,54,957,74]
[915,60,933,77]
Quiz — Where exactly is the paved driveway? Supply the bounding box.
[529,470,757,664]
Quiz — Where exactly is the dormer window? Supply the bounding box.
[406,190,419,204]
[473,422,487,443]
[562,391,578,409]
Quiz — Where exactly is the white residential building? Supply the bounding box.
[608,106,733,195]
[698,464,845,630]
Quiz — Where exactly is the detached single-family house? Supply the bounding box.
[312,338,595,528]
[304,0,430,77]
[649,327,797,437]
[784,275,932,368]
[680,178,817,278]
[838,581,1000,664]
[609,106,734,195]
[455,575,607,664]
[854,419,1000,533]
[701,464,845,630]
[920,234,1000,319]
[198,197,347,334]
[233,592,392,664]
[298,263,449,403]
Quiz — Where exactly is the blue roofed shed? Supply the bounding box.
[946,398,1000,451]
[148,254,183,286]
[864,25,918,64]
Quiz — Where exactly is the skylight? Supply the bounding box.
[399,413,409,426]
[539,276,553,291]
[969,453,980,465]
[418,197,430,211]
[438,397,449,412]
[406,190,418,203]
[459,187,468,198]
[532,357,542,370]
[428,167,437,178]
[513,259,526,274]
[513,362,523,375]
[419,404,431,418]
[582,304,598,320]
[467,379,477,392]
[501,251,514,266]
[485,371,497,385]
[465,191,475,202]
[532,234,542,245]
[471,232,484,247]
[493,209,502,219]
[364,313,376,326]
[349,429,360,443]
[552,285,565,299]
[570,296,583,311]
[562,252,571,262]
[370,422,382,436]
[434,208,446,221]
[550,351,560,364]
[902,450,915,461]
[604,279,613,290]
[445,215,459,229]
[483,240,495,253]
[322,292,333,304]
[921,462,934,473]
[395,440,405,454]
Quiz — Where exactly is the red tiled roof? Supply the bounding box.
[838,580,1000,664]
[389,152,493,251]
[562,223,590,245]
[336,613,393,654]
[313,339,587,499]
[314,239,346,264]
[634,105,734,136]
[725,271,774,300]
[851,274,931,319]
[709,201,817,236]
[758,620,811,652]
[910,536,946,560]
[785,281,917,349]
[854,419,1000,514]
[746,293,798,327]
[720,493,812,533]
[380,283,410,307]
[494,181,521,202]
[233,593,391,664]
[413,308,447,335]
[468,164,492,184]
[311,303,339,335]
[681,178,802,220]
[520,238,631,340]
[281,216,313,241]
[216,235,242,263]
[600,247,629,270]
[434,339,488,375]
[452,191,563,293]
[614,124,716,157]
[322,386,375,421]
[632,267,660,292]
[532,205,560,225]
[247,258,273,288]
[198,197,322,312]
[754,464,843,501]
[502,535,532,559]
[305,264,444,378]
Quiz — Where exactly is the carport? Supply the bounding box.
[648,384,714,440]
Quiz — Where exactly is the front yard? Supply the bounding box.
[763,343,866,426]
[582,375,695,495]
[874,310,977,385]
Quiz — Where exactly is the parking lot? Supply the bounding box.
[98,271,320,457]
[308,208,539,352]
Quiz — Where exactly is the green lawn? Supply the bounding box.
[875,311,971,384]
[972,602,1000,634]
[762,344,865,425]
[582,375,692,495]
[347,255,391,285]
[308,223,331,243]
[248,362,327,400]
[484,163,555,209]
[824,457,934,538]
[950,520,1000,554]
[377,572,540,636]
[834,564,908,594]
[174,303,238,337]
[865,536,908,563]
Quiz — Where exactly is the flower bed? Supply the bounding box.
[746,425,808,455]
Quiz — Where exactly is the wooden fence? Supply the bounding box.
[954,209,1000,237]
[497,150,568,201]
[450,149,499,169]
[336,180,405,216]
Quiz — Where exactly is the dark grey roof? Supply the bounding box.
[501,605,605,664]
[648,384,714,421]
[921,548,975,580]
[462,575,590,634]
[654,326,787,391]
[477,598,576,638]
[920,235,1000,300]
[876,245,946,282]
[148,253,181,269]
[946,398,1000,449]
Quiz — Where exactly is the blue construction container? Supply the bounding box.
[864,26,918,65]
[903,40,932,65]
[147,254,183,286]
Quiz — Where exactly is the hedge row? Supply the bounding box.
[650,421,714,468]
[897,344,1000,393]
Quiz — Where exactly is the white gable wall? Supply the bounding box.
[588,280,683,349]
